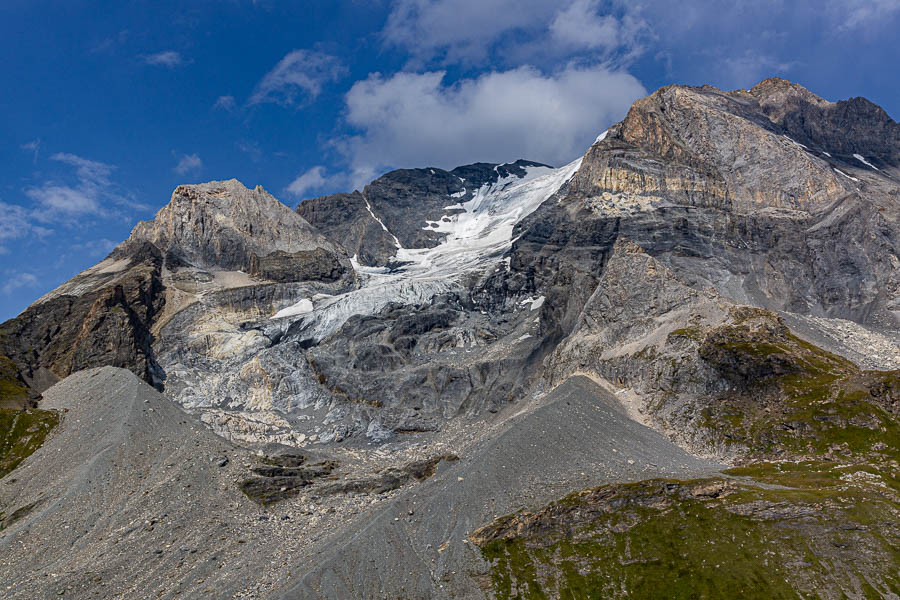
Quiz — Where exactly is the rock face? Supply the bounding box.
[0,179,354,400]
[511,81,900,331]
[0,243,166,397]
[1,78,899,599]
[127,179,351,283]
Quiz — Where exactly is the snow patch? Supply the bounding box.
[853,154,879,170]
[273,298,313,319]
[594,129,608,144]
[517,334,533,342]
[833,168,860,182]
[519,295,545,311]
[783,135,809,150]
[822,151,832,158]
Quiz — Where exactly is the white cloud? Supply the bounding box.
[174,153,203,175]
[382,0,647,67]
[834,0,900,30]
[25,153,118,218]
[2,272,39,296]
[383,0,559,63]
[26,184,101,216]
[143,50,184,67]
[285,166,334,197]
[549,0,645,55]
[214,95,237,111]
[50,153,113,186]
[0,202,50,243]
[249,50,346,106]
[339,65,645,187]
[23,152,143,222]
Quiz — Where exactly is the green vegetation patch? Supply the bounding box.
[0,355,28,408]
[473,467,900,600]
[696,310,899,465]
[0,407,59,479]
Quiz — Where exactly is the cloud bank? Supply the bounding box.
[339,64,645,186]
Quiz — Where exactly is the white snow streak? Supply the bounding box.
[834,168,860,182]
[363,194,401,247]
[519,295,545,311]
[853,154,880,170]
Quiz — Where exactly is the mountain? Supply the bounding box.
[1,78,899,599]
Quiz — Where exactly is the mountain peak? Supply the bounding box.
[749,76,831,107]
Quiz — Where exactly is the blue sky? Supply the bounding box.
[2,0,899,321]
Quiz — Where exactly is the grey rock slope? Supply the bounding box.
[127,179,352,284]
[0,370,718,600]
[280,376,721,599]
[0,367,266,599]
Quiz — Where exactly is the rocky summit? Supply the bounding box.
[1,78,899,599]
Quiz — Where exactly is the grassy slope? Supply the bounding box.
[0,408,59,480]
[475,312,900,599]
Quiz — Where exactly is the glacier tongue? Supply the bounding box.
[393,158,581,279]
[275,159,582,341]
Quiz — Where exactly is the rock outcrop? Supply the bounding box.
[0,179,355,400]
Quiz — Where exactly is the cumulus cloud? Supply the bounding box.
[174,153,203,175]
[338,65,645,187]
[25,153,117,218]
[2,272,39,296]
[549,0,647,57]
[142,50,184,67]
[249,50,346,106]
[285,166,335,197]
[382,0,648,67]
[213,95,237,111]
[383,0,559,63]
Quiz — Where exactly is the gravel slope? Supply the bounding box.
[283,376,722,599]
[0,367,283,599]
